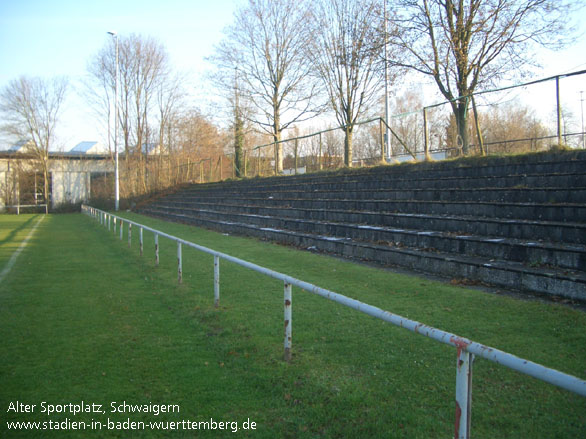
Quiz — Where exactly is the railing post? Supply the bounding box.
[454,349,474,439]
[119,220,123,240]
[214,255,220,308]
[140,227,143,256]
[108,214,111,232]
[177,241,182,284]
[113,217,117,234]
[284,282,292,362]
[155,233,159,266]
[128,223,132,248]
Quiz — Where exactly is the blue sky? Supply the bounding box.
[0,0,244,148]
[0,0,585,149]
[0,0,242,80]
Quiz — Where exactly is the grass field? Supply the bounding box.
[1,212,585,438]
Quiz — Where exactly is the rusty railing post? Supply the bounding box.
[177,241,182,284]
[455,349,474,439]
[119,220,123,240]
[214,255,220,308]
[155,233,159,266]
[140,227,143,256]
[284,281,292,362]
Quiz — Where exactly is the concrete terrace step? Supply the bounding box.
[141,207,586,301]
[145,205,586,271]
[140,151,586,300]
[188,172,586,193]
[196,152,586,189]
[173,186,586,204]
[157,196,586,223]
[154,200,586,245]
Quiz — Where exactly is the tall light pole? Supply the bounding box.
[580,91,586,149]
[383,0,391,162]
[108,31,120,211]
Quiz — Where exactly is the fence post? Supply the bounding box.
[423,108,431,161]
[108,214,111,232]
[454,349,474,439]
[214,255,220,308]
[114,217,117,234]
[319,132,323,170]
[379,118,385,161]
[128,223,132,248]
[556,75,562,147]
[471,97,485,156]
[177,241,182,284]
[140,227,143,256]
[284,282,292,362]
[119,220,123,240]
[294,139,299,174]
[155,233,159,266]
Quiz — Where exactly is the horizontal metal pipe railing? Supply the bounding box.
[2,204,49,214]
[82,205,586,397]
[83,205,585,438]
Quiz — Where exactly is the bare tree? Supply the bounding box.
[212,0,323,173]
[308,0,383,167]
[87,34,175,197]
[391,0,578,154]
[481,101,550,153]
[0,76,68,204]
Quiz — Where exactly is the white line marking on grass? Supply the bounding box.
[0,215,45,284]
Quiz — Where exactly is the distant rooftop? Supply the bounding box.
[7,140,33,152]
[1,140,109,155]
[68,141,109,155]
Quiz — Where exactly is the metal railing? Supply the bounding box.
[82,205,586,439]
[1,204,48,214]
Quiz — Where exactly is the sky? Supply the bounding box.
[0,0,245,149]
[0,0,585,150]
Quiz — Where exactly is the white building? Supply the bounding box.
[0,141,113,211]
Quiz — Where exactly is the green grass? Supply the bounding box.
[1,212,585,438]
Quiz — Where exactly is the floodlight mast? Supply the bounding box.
[108,31,120,211]
[383,1,391,162]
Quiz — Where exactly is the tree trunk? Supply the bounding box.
[344,126,353,167]
[234,116,244,178]
[273,132,283,173]
[273,130,283,174]
[454,99,470,155]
